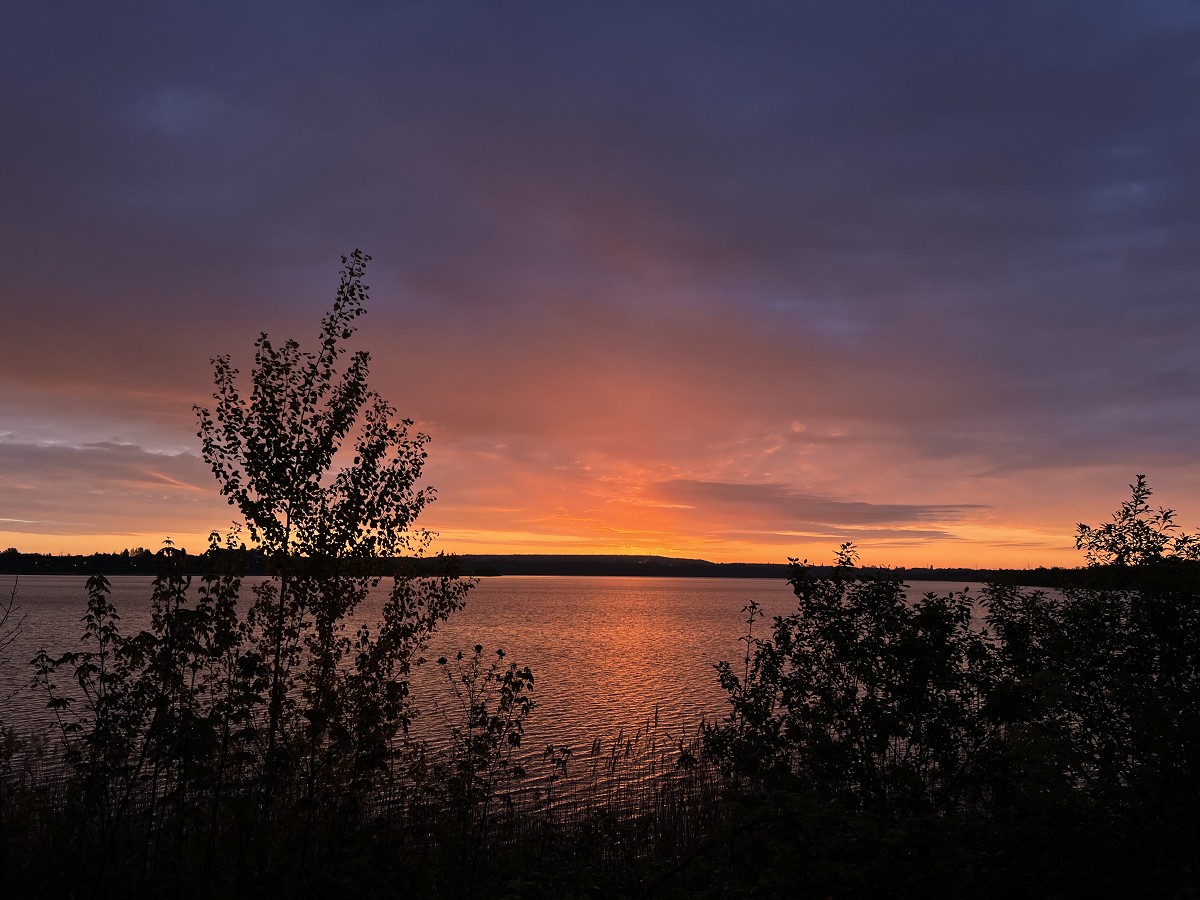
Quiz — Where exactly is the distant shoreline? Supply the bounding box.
[0,549,1080,587]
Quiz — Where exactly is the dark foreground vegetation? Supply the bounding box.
[3,484,1199,899]
[1,256,1197,897]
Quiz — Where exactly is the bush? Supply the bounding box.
[705,482,1200,897]
[18,253,478,896]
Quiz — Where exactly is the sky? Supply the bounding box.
[2,1,1199,567]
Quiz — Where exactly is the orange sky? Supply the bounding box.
[5,344,1196,569]
[4,4,1200,569]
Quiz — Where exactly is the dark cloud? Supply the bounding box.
[712,528,965,545]
[652,480,984,527]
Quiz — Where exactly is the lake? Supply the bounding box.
[0,574,985,758]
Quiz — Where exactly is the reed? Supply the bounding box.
[0,710,726,899]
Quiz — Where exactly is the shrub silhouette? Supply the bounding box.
[707,542,990,816]
[194,250,469,786]
[26,253,476,895]
[704,481,1200,897]
[1075,473,1200,566]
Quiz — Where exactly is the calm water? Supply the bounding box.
[0,574,983,755]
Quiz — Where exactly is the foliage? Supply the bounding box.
[435,645,535,813]
[425,644,536,891]
[707,543,992,816]
[1075,473,1200,565]
[17,254,480,896]
[704,481,1200,897]
[0,575,24,772]
[981,566,1200,888]
[195,249,431,563]
[193,250,459,779]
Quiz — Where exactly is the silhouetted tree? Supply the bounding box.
[26,254,474,896]
[708,543,990,815]
[1075,473,1200,565]
[194,250,470,787]
[706,480,1200,897]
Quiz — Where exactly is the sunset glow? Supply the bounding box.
[3,3,1199,569]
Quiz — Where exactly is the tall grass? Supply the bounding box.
[0,709,723,898]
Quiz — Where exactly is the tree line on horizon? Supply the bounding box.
[1,545,1113,588]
